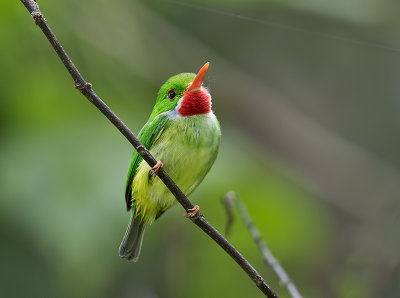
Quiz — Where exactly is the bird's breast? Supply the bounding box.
[132,112,221,221]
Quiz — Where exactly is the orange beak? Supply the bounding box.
[187,62,210,92]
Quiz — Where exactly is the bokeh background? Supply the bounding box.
[1,0,400,297]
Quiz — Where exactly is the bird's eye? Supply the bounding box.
[167,89,176,101]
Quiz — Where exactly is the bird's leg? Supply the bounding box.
[184,205,200,218]
[150,160,163,178]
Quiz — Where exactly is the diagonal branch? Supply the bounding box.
[19,0,278,297]
[223,191,302,298]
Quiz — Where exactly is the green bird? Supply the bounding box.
[119,62,221,262]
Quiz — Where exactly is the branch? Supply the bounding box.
[19,1,278,297]
[223,191,302,298]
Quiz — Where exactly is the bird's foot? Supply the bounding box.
[184,205,200,218]
[150,160,163,178]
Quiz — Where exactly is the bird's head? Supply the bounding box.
[149,62,212,121]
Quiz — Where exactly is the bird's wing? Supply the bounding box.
[124,113,169,211]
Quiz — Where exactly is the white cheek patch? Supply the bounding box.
[165,97,183,119]
[175,96,184,111]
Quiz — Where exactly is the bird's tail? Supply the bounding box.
[119,210,146,262]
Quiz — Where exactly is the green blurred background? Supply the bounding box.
[1,0,400,297]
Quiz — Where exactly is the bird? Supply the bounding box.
[119,62,221,262]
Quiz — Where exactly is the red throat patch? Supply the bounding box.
[178,89,211,116]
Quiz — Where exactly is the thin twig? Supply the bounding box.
[223,191,302,298]
[222,189,235,236]
[19,1,278,297]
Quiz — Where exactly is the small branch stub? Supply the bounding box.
[32,11,44,24]
[75,81,92,91]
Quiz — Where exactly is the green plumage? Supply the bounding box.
[119,71,221,262]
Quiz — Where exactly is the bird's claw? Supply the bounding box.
[184,205,200,218]
[150,160,163,178]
